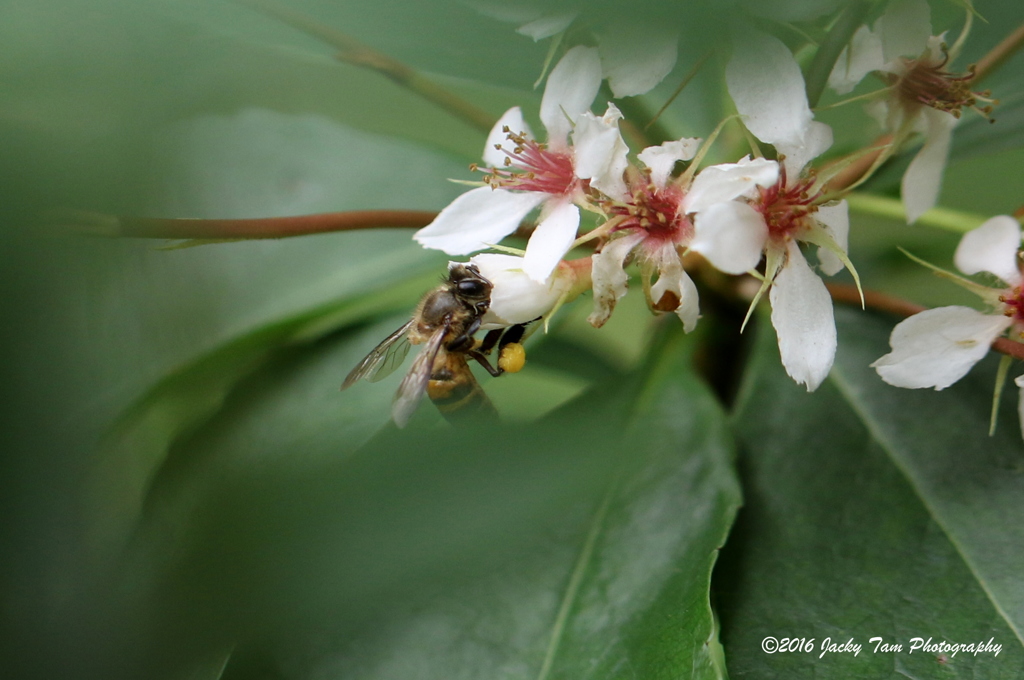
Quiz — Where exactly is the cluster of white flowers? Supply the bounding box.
[414,30,857,391]
[412,0,1008,412]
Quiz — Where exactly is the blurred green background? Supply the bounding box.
[3,1,1024,678]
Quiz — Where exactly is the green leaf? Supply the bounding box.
[121,323,740,680]
[2,1,530,172]
[719,307,1024,677]
[87,270,440,559]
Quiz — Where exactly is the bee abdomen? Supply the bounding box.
[428,378,497,422]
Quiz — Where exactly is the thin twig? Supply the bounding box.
[238,0,497,133]
[974,22,1024,84]
[645,51,712,133]
[824,135,892,193]
[993,337,1024,362]
[827,283,925,317]
[51,209,439,239]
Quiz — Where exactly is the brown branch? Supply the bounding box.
[828,282,1024,361]
[52,209,439,239]
[825,134,893,193]
[993,337,1024,361]
[827,282,926,317]
[974,22,1024,84]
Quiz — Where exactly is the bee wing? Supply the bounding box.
[341,320,415,390]
[391,326,447,428]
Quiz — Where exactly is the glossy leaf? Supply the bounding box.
[720,307,1024,677]
[87,272,439,559]
[106,323,742,680]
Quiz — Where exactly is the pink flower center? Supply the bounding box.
[890,52,994,120]
[999,284,1024,325]
[478,128,577,196]
[608,180,692,247]
[756,170,820,242]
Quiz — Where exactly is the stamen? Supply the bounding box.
[604,179,691,246]
[477,130,577,195]
[756,174,823,241]
[893,50,994,121]
[1000,284,1024,323]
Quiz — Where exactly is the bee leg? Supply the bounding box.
[445,316,482,353]
[476,329,504,354]
[467,350,503,377]
[497,323,527,350]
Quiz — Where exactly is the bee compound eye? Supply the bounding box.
[457,279,488,297]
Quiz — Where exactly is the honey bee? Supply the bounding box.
[342,263,526,427]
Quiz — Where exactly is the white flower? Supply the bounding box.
[416,46,630,283]
[685,30,848,391]
[468,253,590,329]
[872,215,1024,437]
[873,216,1023,380]
[828,0,987,223]
[587,138,705,330]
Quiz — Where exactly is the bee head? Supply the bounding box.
[447,263,492,302]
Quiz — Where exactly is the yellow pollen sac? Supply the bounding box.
[498,343,527,373]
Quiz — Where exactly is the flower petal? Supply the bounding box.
[828,24,884,95]
[588,231,644,328]
[776,120,833,178]
[682,157,779,214]
[522,199,579,282]
[877,0,932,63]
[483,107,534,168]
[902,107,956,223]
[518,12,577,40]
[540,45,602,150]
[954,215,1023,286]
[815,200,849,276]
[637,138,701,189]
[872,306,1012,389]
[415,187,545,255]
[572,103,630,201]
[690,201,768,275]
[650,246,700,332]
[726,30,813,150]
[598,26,678,98]
[471,253,571,327]
[1016,374,1024,442]
[770,244,837,391]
